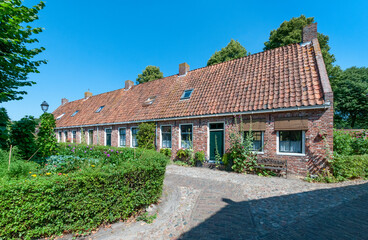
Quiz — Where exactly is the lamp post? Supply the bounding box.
[41,101,49,113]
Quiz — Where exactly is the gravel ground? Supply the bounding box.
[67,165,368,240]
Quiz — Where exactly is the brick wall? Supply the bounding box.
[55,107,333,176]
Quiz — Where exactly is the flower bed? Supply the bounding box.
[0,144,169,239]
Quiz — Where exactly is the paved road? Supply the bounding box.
[79,165,368,240]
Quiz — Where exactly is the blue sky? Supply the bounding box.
[2,0,368,120]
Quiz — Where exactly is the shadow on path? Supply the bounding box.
[179,182,368,240]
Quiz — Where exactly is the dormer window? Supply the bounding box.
[180,89,193,100]
[95,106,104,113]
[56,113,65,120]
[71,110,79,117]
[143,96,156,106]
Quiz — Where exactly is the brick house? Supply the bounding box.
[52,24,333,176]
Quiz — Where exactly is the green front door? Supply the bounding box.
[210,130,224,161]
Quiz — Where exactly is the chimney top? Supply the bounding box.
[125,80,134,90]
[302,23,317,43]
[179,63,190,76]
[61,98,68,105]
[84,90,92,99]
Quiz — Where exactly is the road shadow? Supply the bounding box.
[179,182,368,240]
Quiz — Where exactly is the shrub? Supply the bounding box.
[160,148,172,158]
[194,151,205,166]
[333,129,368,155]
[0,148,39,180]
[175,148,193,165]
[331,155,368,180]
[37,113,57,158]
[0,146,168,239]
[137,122,156,150]
[10,116,38,159]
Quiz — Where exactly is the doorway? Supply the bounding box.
[209,123,224,161]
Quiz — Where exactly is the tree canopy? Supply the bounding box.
[263,15,340,82]
[136,65,163,84]
[0,0,46,103]
[333,67,368,129]
[207,39,248,66]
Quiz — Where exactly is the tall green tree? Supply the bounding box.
[263,15,340,82]
[0,108,10,149]
[10,116,37,159]
[0,0,46,103]
[136,65,163,84]
[207,39,248,66]
[137,122,156,150]
[333,67,368,129]
[37,113,57,157]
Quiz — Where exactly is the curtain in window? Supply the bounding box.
[279,131,302,153]
[181,125,192,149]
[119,129,126,146]
[244,131,263,151]
[132,128,138,147]
[162,126,172,148]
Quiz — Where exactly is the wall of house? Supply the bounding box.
[55,107,333,176]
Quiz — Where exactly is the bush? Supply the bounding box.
[331,155,368,180]
[137,122,156,150]
[37,113,57,158]
[0,145,169,239]
[0,148,39,180]
[160,148,172,157]
[333,129,368,155]
[10,116,38,160]
[175,148,193,165]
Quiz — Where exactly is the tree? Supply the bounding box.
[136,66,163,84]
[137,122,156,150]
[0,108,10,149]
[263,15,340,83]
[333,67,368,128]
[0,0,46,103]
[37,113,57,157]
[10,116,37,159]
[207,39,248,66]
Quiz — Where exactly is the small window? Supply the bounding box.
[278,131,304,154]
[56,113,65,120]
[161,126,172,148]
[58,132,62,142]
[72,131,77,143]
[95,106,105,113]
[105,129,112,146]
[119,128,126,147]
[71,110,79,117]
[143,96,156,106]
[180,89,193,100]
[131,127,138,147]
[180,124,192,149]
[88,130,93,145]
[64,131,68,142]
[244,131,264,152]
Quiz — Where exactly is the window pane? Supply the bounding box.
[89,130,93,145]
[244,131,263,152]
[72,131,76,143]
[119,129,126,146]
[210,123,224,130]
[181,125,192,148]
[132,127,138,147]
[279,131,302,153]
[161,126,172,148]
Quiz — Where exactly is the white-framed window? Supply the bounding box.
[180,89,194,100]
[71,110,79,117]
[244,131,264,153]
[88,129,93,145]
[58,131,62,143]
[105,128,112,146]
[161,126,172,148]
[64,131,68,142]
[119,128,126,147]
[180,124,193,149]
[56,113,65,120]
[72,130,77,143]
[95,106,104,113]
[277,130,305,155]
[131,127,138,147]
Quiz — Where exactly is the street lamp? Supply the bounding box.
[41,101,49,113]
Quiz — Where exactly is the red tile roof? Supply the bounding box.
[53,41,330,128]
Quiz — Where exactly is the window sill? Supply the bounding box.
[277,152,305,157]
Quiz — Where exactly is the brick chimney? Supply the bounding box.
[84,90,92,99]
[302,23,317,43]
[61,98,68,105]
[179,63,190,76]
[125,80,134,90]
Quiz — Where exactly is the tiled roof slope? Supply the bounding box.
[53,42,328,128]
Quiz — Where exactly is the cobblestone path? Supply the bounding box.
[78,165,368,240]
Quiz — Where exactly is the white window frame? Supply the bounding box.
[88,129,93,145]
[276,130,306,156]
[180,89,194,100]
[179,123,194,149]
[105,127,112,146]
[130,126,138,148]
[160,125,173,149]
[72,130,77,143]
[118,127,127,147]
[207,122,225,161]
[244,130,264,154]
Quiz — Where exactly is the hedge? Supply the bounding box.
[332,154,368,180]
[0,145,168,239]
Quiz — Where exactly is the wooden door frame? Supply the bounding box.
[207,121,225,161]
